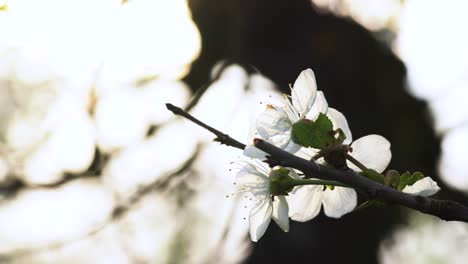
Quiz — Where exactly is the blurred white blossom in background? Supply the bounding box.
[0,0,276,263]
[312,0,468,194]
[362,0,468,261]
[328,0,468,194]
[311,0,402,31]
[308,1,468,261]
[397,0,468,192]
[379,212,468,264]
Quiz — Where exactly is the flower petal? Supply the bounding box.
[306,91,328,120]
[287,169,301,180]
[249,198,273,242]
[295,147,319,160]
[236,163,268,185]
[291,69,317,117]
[236,162,271,198]
[267,133,292,150]
[281,138,301,154]
[280,95,300,123]
[287,185,323,222]
[243,144,267,159]
[402,177,441,196]
[326,108,352,144]
[322,187,357,218]
[256,106,291,139]
[347,135,392,173]
[272,196,289,232]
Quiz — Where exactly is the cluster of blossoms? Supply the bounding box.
[236,69,441,242]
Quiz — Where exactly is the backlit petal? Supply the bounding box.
[327,108,352,144]
[291,69,317,117]
[249,198,273,242]
[272,196,289,232]
[282,138,301,154]
[306,91,328,120]
[280,95,300,122]
[236,164,268,185]
[295,147,319,161]
[268,133,293,150]
[243,144,267,159]
[256,107,291,139]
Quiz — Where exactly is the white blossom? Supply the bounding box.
[243,68,392,221]
[0,179,115,253]
[324,107,392,173]
[379,213,468,264]
[287,146,358,220]
[235,161,289,242]
[288,102,392,221]
[243,68,328,158]
[289,184,357,220]
[0,1,252,263]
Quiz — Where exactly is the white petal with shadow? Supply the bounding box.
[249,198,273,242]
[272,196,289,232]
[287,185,323,222]
[306,91,328,120]
[402,177,440,197]
[347,134,391,173]
[322,187,357,218]
[326,108,352,144]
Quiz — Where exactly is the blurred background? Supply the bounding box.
[0,0,467,263]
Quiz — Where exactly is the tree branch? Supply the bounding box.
[167,103,468,222]
[254,138,468,222]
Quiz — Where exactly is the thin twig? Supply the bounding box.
[167,104,468,223]
[166,103,246,150]
[345,153,368,172]
[291,178,349,188]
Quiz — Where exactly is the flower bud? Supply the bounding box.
[269,167,295,196]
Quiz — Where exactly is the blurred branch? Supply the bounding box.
[184,62,230,111]
[2,145,201,259]
[112,144,201,218]
[168,104,468,223]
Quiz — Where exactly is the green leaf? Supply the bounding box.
[336,128,347,144]
[290,113,335,149]
[397,171,425,191]
[360,169,385,184]
[384,170,400,189]
[397,172,411,191]
[411,172,425,182]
